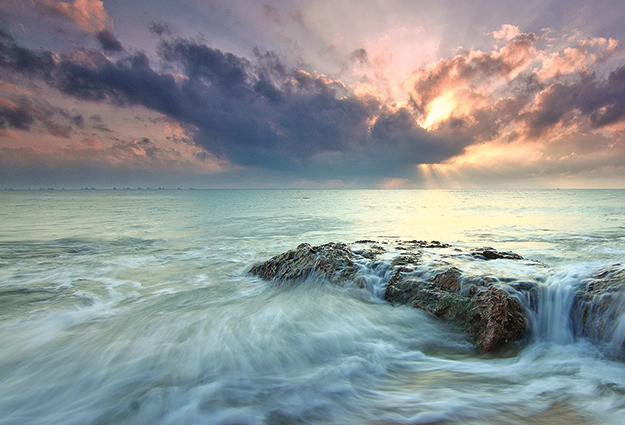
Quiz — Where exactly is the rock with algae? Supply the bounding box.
[385,267,526,352]
[250,241,528,352]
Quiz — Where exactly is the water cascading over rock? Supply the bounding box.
[574,266,625,349]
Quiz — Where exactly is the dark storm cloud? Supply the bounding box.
[96,30,123,52]
[51,50,184,116]
[371,108,465,164]
[72,114,84,128]
[45,35,389,172]
[0,98,81,137]
[521,65,625,135]
[0,30,55,79]
[148,21,172,37]
[583,66,625,127]
[157,39,251,92]
[0,104,35,130]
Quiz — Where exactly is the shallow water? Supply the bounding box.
[0,189,624,424]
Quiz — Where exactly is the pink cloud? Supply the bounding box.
[39,0,109,33]
[489,24,521,42]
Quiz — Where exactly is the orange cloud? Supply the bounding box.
[489,24,521,42]
[537,37,619,81]
[40,0,109,33]
[408,30,537,130]
[396,26,625,187]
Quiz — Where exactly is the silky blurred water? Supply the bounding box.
[0,189,624,424]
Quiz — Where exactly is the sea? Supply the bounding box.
[0,189,624,425]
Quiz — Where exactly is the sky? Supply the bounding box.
[1,0,625,189]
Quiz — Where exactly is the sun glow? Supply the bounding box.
[422,95,455,130]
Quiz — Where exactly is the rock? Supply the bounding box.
[353,244,386,260]
[385,268,526,352]
[402,239,429,246]
[474,286,527,352]
[432,267,462,292]
[574,265,625,346]
[400,240,452,249]
[251,241,529,352]
[427,240,452,248]
[249,242,357,282]
[472,247,524,260]
[385,270,480,326]
[391,252,421,267]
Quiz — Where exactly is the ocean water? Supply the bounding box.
[0,189,624,425]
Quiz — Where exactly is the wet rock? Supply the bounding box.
[574,265,625,346]
[427,240,452,248]
[385,268,526,352]
[402,239,428,246]
[353,244,386,260]
[510,281,538,292]
[472,247,524,260]
[474,286,527,352]
[391,252,421,267]
[432,267,462,292]
[251,240,528,352]
[385,270,480,326]
[401,240,452,249]
[249,242,357,282]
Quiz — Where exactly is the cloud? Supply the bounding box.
[0,95,79,138]
[489,24,521,41]
[38,0,109,33]
[370,107,466,164]
[44,121,73,137]
[1,23,625,187]
[263,4,282,25]
[9,35,385,175]
[0,132,229,188]
[406,27,625,138]
[35,0,123,56]
[426,127,625,188]
[96,30,123,52]
[517,65,625,137]
[348,48,369,66]
[396,25,625,186]
[409,31,537,123]
[0,102,35,130]
[148,21,172,37]
[0,31,55,79]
